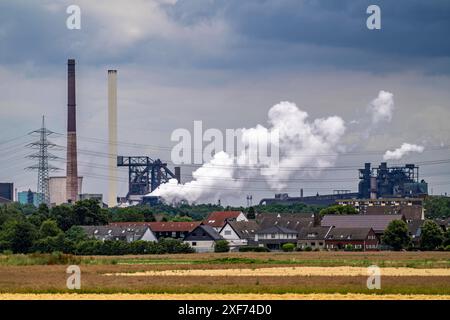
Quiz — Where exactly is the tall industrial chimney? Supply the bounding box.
[108,70,118,208]
[66,59,79,203]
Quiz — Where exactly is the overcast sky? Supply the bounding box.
[1,0,450,205]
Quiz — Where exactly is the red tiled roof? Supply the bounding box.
[203,211,243,228]
[109,221,201,232]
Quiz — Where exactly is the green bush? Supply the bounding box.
[72,238,193,255]
[445,245,450,251]
[239,246,270,252]
[281,243,295,252]
[214,240,230,253]
[304,246,312,251]
[344,244,354,251]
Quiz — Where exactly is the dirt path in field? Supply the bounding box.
[106,266,450,277]
[1,293,449,300]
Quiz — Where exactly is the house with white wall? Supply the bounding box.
[255,225,298,250]
[203,211,248,231]
[184,225,223,253]
[219,220,259,250]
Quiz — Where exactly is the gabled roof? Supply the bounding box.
[321,215,403,233]
[203,211,244,228]
[185,224,222,241]
[225,220,260,239]
[109,221,201,233]
[408,220,424,238]
[326,227,373,241]
[256,213,314,231]
[298,226,332,240]
[81,225,150,240]
[256,224,298,235]
[365,205,423,221]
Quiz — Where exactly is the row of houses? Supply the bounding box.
[79,207,438,252]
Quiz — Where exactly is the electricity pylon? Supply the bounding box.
[26,116,61,206]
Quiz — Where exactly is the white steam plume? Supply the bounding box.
[150,101,346,204]
[383,143,424,161]
[368,90,394,124]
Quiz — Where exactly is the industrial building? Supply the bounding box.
[18,190,42,207]
[358,162,427,199]
[0,182,14,203]
[260,162,428,206]
[117,156,180,204]
[336,198,425,221]
[259,190,358,206]
[49,176,83,206]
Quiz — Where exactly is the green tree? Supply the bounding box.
[443,229,450,247]
[247,207,256,219]
[2,220,37,253]
[281,243,295,252]
[49,204,76,231]
[39,219,63,239]
[319,205,358,216]
[382,220,411,250]
[65,226,88,243]
[73,199,109,226]
[214,240,230,253]
[420,220,444,250]
[424,196,450,219]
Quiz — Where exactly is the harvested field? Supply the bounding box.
[1,293,450,300]
[106,266,450,277]
[0,252,449,298]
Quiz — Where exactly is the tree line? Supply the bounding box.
[0,200,192,254]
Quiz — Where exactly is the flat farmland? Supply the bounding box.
[0,252,449,299]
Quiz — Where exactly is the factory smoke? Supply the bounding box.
[151,101,346,204]
[383,143,424,161]
[368,90,394,124]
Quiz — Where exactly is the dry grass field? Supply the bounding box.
[0,252,449,299]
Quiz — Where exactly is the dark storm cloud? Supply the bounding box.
[166,0,450,73]
[0,0,449,72]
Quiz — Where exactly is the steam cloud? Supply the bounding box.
[369,90,394,124]
[150,101,346,204]
[383,143,424,161]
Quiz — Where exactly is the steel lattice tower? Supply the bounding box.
[26,116,60,205]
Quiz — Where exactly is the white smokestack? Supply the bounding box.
[108,70,118,208]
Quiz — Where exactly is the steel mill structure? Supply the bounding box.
[117,156,181,202]
[66,59,79,203]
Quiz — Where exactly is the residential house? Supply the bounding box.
[255,225,298,250]
[297,226,333,250]
[184,225,223,253]
[325,227,379,251]
[336,198,424,215]
[364,205,424,222]
[81,225,157,242]
[203,211,248,231]
[109,221,201,240]
[321,214,404,238]
[408,220,424,247]
[256,213,316,231]
[219,220,259,250]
